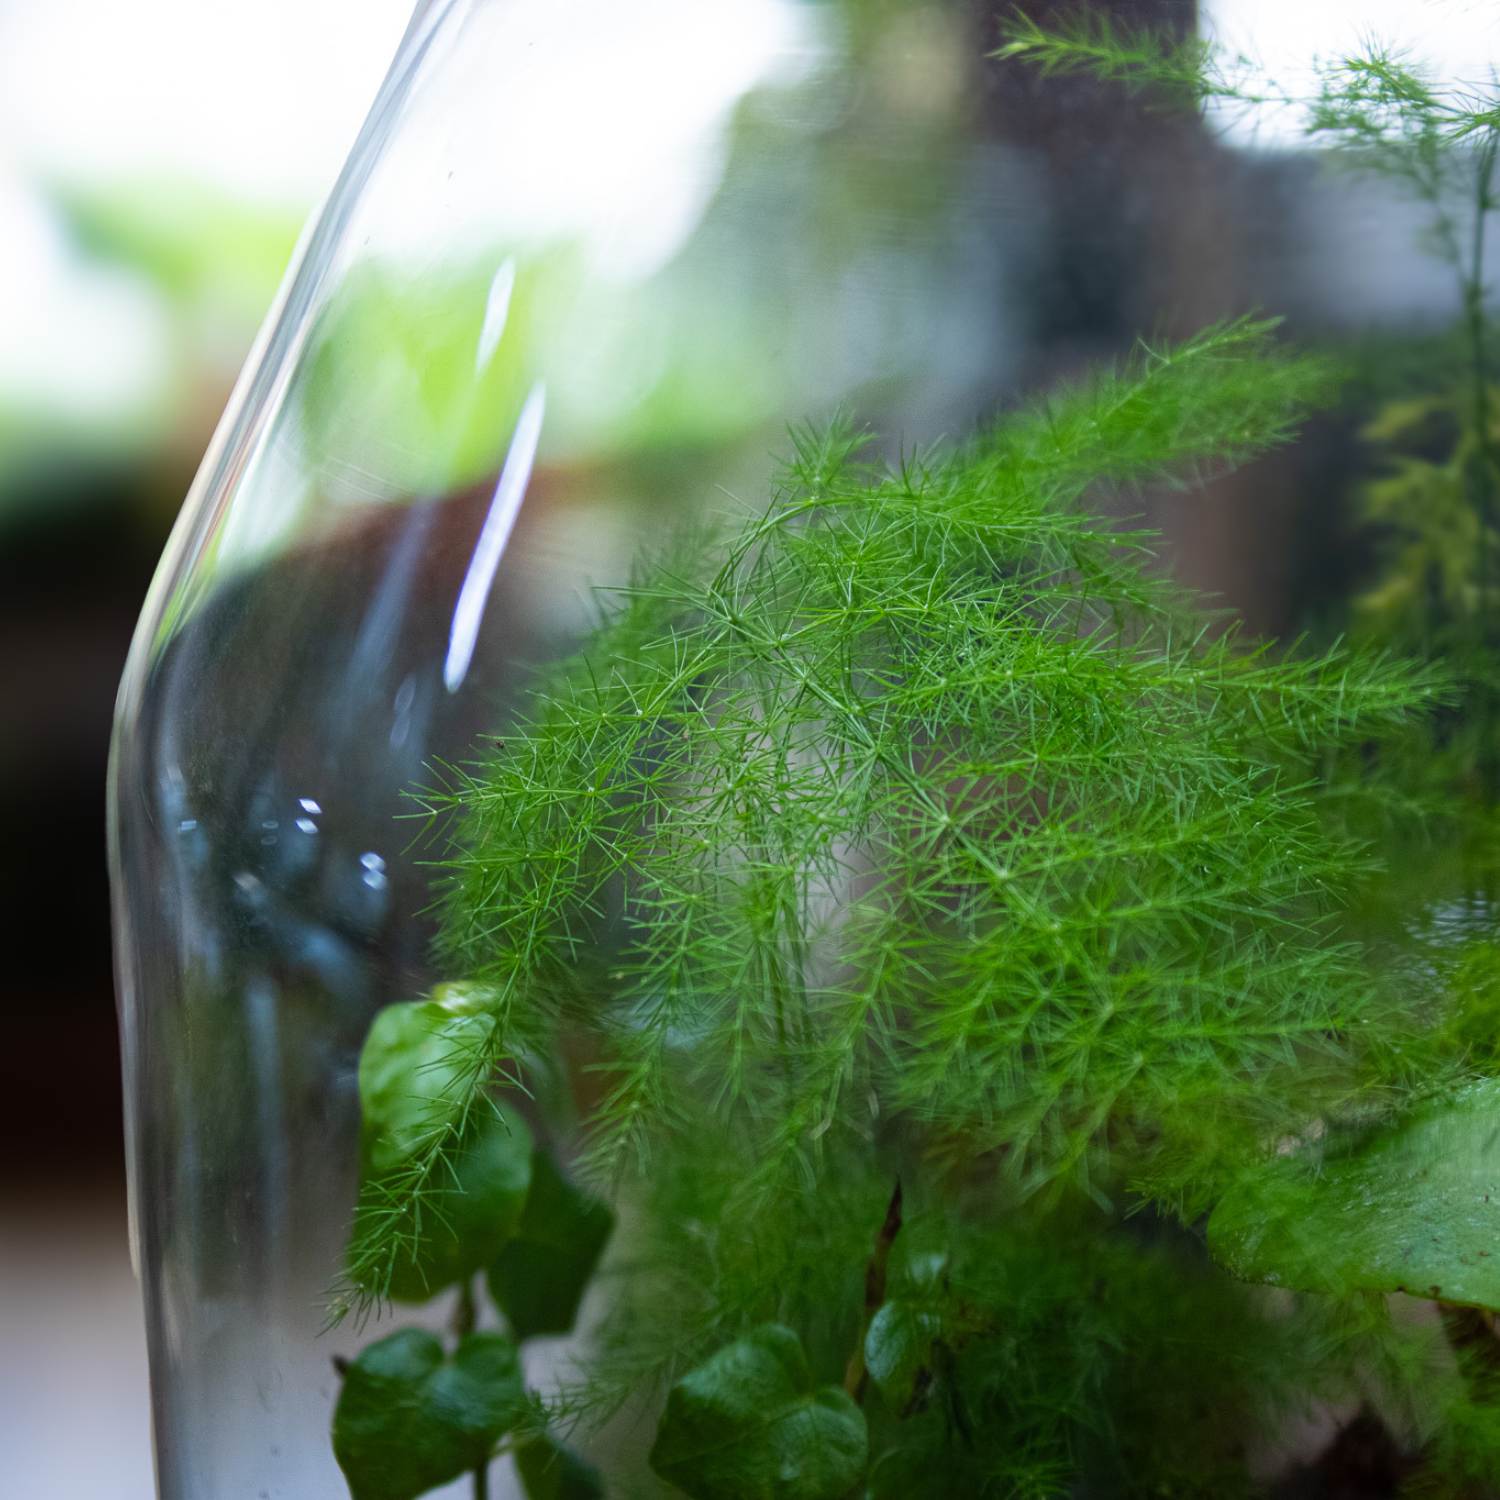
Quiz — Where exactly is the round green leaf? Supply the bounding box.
[1208,1080,1500,1309]
[332,1328,525,1500]
[864,1300,941,1412]
[381,1112,534,1303]
[354,990,533,1302]
[358,986,499,1176]
[488,1150,614,1340]
[649,1323,868,1500]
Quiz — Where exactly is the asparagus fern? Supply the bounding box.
[316,14,1500,1500]
[996,8,1500,795]
[327,318,1482,1498]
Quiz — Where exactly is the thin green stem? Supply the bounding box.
[453,1276,488,1500]
[454,1275,478,1339]
[843,1179,903,1404]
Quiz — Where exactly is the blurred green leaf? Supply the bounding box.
[488,1149,613,1340]
[649,1324,867,1500]
[332,1328,525,1500]
[864,1299,942,1413]
[301,260,541,498]
[1209,1079,1500,1308]
[515,1434,605,1500]
[354,988,533,1302]
[57,178,300,317]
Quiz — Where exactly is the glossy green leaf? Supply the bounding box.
[864,1243,949,1414]
[355,989,533,1302]
[864,1300,942,1412]
[515,1434,606,1500]
[488,1150,614,1340]
[1208,1080,1500,1309]
[332,1329,525,1500]
[649,1324,868,1500]
[358,985,501,1175]
[380,1114,534,1303]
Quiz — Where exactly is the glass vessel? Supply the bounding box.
[110,2,1500,1498]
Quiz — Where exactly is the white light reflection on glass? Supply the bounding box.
[443,381,548,694]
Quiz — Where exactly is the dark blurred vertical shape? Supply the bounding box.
[1,470,178,1191]
[967,0,1308,633]
[971,0,1211,358]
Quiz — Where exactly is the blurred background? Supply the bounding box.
[2,0,1496,1495]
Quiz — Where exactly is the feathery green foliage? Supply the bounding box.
[1355,394,1494,629]
[329,319,1477,1498]
[310,16,1500,1500]
[994,9,1500,155]
[322,25,1500,1497]
[992,9,1242,111]
[976,21,1500,1494]
[996,11,1500,798]
[338,318,1386,1313]
[423,317,1437,1228]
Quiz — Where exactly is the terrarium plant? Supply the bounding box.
[325,312,1500,1499]
[106,4,1500,1497]
[982,28,1500,1490]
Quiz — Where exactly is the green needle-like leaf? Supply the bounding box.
[334,318,1467,1492]
[424,318,1445,1229]
[349,989,533,1303]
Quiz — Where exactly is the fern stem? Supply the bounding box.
[843,1179,903,1404]
[454,1276,489,1500]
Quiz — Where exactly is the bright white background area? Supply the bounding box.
[0,0,412,200]
[1203,0,1500,145]
[0,0,412,450]
[2,0,1496,451]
